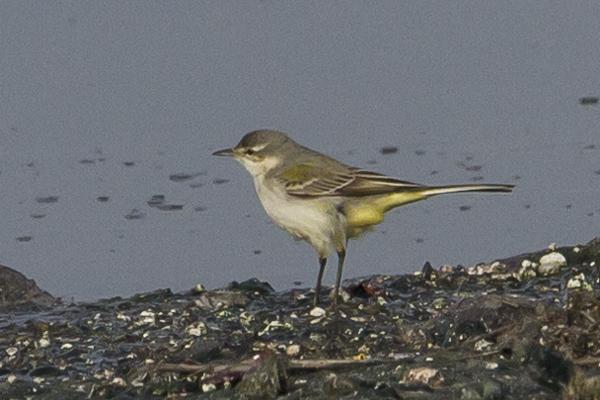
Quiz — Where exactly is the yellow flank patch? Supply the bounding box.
[345,191,430,229]
[346,204,384,228]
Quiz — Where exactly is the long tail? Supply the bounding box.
[421,184,514,197]
[345,183,514,230]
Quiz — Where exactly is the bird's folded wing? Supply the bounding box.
[278,164,422,197]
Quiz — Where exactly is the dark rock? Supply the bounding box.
[30,364,62,377]
[227,278,274,295]
[422,262,434,281]
[0,265,57,311]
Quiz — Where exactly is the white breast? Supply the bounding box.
[252,176,344,257]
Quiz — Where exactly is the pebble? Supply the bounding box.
[517,259,537,281]
[6,347,18,357]
[112,377,127,387]
[474,339,494,352]
[567,273,592,291]
[202,383,217,393]
[38,335,51,348]
[485,362,499,370]
[137,310,156,325]
[538,252,567,276]
[286,344,301,357]
[567,276,583,289]
[439,264,454,273]
[187,322,208,336]
[404,367,444,385]
[309,307,326,317]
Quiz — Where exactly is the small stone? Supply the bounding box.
[567,277,582,289]
[187,322,208,336]
[194,283,206,293]
[474,339,494,352]
[7,374,17,384]
[258,320,293,336]
[404,367,444,386]
[202,383,217,393]
[567,273,592,291]
[286,344,301,357]
[309,307,326,317]
[338,289,351,303]
[485,362,499,370]
[517,260,537,281]
[6,347,18,357]
[111,377,127,387]
[431,298,447,310]
[439,264,454,273]
[137,310,156,325]
[60,343,73,350]
[538,252,567,276]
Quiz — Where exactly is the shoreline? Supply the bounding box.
[1,238,599,399]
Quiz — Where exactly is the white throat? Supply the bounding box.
[237,156,281,177]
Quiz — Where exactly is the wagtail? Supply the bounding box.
[213,130,513,307]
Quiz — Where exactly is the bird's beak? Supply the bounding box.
[212,148,235,157]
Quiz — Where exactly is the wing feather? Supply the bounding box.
[278,164,422,197]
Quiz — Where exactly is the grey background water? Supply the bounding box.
[1,2,598,301]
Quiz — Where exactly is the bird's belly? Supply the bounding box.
[254,180,342,255]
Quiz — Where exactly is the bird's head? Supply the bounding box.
[212,130,292,176]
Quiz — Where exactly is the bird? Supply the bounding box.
[213,130,513,307]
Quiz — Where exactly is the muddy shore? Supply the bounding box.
[1,239,600,399]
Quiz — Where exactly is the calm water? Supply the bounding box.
[1,2,598,300]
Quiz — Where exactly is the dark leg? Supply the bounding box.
[332,248,346,308]
[314,257,327,307]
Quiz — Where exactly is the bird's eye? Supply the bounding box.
[245,149,255,155]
